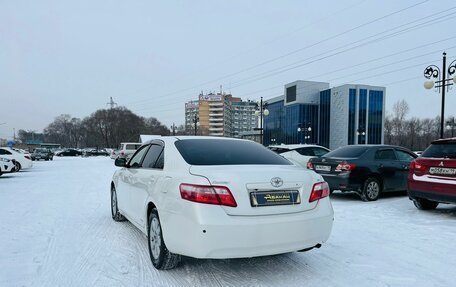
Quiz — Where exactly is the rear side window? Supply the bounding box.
[396,150,416,162]
[375,149,397,160]
[422,143,456,159]
[268,147,291,154]
[175,139,291,165]
[0,149,12,155]
[296,148,314,156]
[126,144,140,150]
[324,146,369,158]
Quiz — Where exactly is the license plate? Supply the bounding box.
[429,167,456,176]
[315,165,331,172]
[250,191,301,207]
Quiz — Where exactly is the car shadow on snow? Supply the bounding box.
[329,190,407,202]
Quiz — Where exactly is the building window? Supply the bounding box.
[348,89,356,145]
[286,85,297,103]
[368,90,383,144]
[319,89,331,148]
[358,89,367,144]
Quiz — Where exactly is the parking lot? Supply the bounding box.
[1,157,455,287]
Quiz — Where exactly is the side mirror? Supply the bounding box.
[115,158,127,167]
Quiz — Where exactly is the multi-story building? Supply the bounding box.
[264,80,385,150]
[232,101,258,138]
[185,92,258,137]
[184,100,199,134]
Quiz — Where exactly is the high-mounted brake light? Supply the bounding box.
[335,163,356,172]
[309,182,330,202]
[179,183,237,207]
[307,161,314,169]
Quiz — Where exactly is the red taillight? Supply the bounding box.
[309,182,330,203]
[179,183,237,207]
[24,155,31,160]
[335,163,356,172]
[307,161,314,169]
[410,160,426,174]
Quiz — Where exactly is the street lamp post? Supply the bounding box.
[298,123,312,144]
[255,97,269,145]
[357,127,366,144]
[447,116,456,137]
[423,52,456,139]
[193,114,199,136]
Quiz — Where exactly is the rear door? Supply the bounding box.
[128,143,165,227]
[374,148,402,190]
[394,149,416,190]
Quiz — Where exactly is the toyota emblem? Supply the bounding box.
[271,177,283,188]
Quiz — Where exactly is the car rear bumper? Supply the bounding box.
[320,173,362,192]
[162,198,334,259]
[408,174,456,204]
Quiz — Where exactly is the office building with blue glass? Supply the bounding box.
[264,80,385,150]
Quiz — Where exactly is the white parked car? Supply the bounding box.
[117,142,142,159]
[0,156,16,176]
[0,147,33,171]
[111,137,334,270]
[268,144,330,168]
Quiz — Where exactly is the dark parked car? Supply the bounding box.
[308,145,417,201]
[55,149,82,157]
[83,149,109,157]
[31,148,54,161]
[408,138,456,210]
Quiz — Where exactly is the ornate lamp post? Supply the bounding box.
[423,52,456,139]
[255,97,269,145]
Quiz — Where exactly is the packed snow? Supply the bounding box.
[1,157,455,287]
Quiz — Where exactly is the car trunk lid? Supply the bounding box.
[189,165,320,216]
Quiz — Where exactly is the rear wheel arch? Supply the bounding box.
[365,173,384,191]
[146,201,158,229]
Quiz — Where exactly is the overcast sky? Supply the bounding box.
[1,0,456,138]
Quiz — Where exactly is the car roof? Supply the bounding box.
[431,137,456,144]
[268,144,327,150]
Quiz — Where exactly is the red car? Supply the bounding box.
[408,138,456,210]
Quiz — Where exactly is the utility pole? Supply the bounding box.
[171,123,176,136]
[106,97,118,109]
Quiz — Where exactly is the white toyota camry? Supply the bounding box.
[111,136,334,270]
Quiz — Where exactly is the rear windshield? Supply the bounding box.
[421,143,456,159]
[324,146,369,158]
[175,139,292,165]
[126,144,141,150]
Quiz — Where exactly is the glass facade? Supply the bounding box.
[286,85,297,103]
[348,89,356,145]
[368,90,383,144]
[358,89,367,144]
[264,102,318,146]
[319,89,331,148]
[264,85,384,148]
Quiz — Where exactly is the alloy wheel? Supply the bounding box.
[150,217,162,260]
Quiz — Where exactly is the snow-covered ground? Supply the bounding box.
[1,157,455,287]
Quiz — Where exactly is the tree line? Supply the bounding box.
[18,107,178,148]
[384,99,455,151]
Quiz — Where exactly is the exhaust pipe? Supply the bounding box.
[297,244,322,252]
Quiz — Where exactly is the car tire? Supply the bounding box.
[14,161,21,172]
[360,178,381,202]
[413,198,439,210]
[148,208,181,270]
[111,186,125,222]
